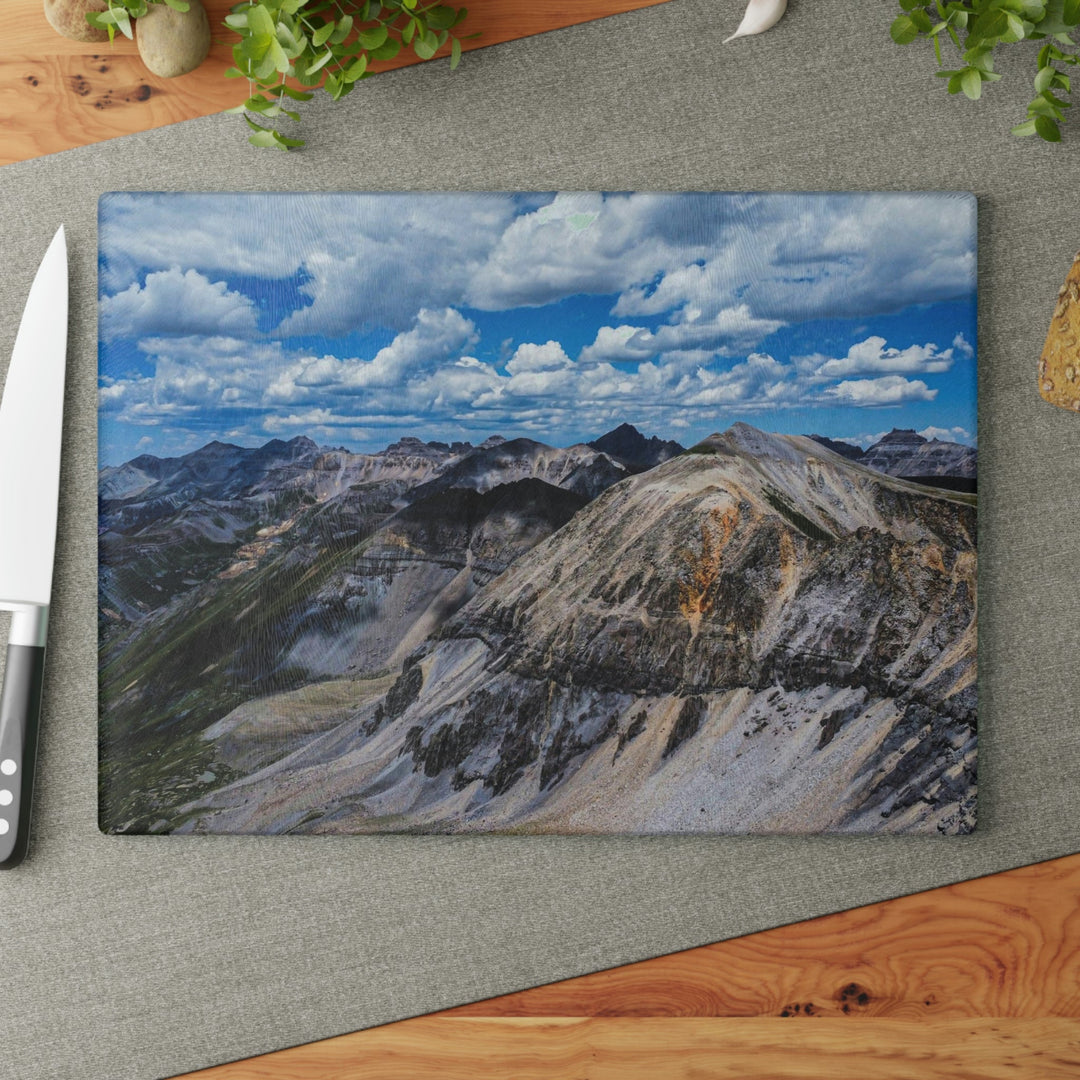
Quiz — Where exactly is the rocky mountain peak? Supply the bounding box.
[587,423,684,471]
[876,428,927,447]
[716,423,806,464]
[187,440,242,458]
[861,429,975,484]
[253,435,320,460]
[806,434,865,462]
[379,436,451,462]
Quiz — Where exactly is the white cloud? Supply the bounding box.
[836,432,891,449]
[346,308,479,388]
[612,193,976,325]
[808,336,955,378]
[952,332,974,358]
[266,308,480,404]
[580,305,785,365]
[919,425,975,445]
[99,268,259,340]
[101,192,975,349]
[828,376,937,405]
[263,409,338,432]
[505,341,573,375]
[465,192,713,311]
[136,435,154,449]
[101,193,518,335]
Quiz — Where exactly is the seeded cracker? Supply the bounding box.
[1039,251,1080,412]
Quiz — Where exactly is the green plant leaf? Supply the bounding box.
[368,36,401,59]
[910,8,934,31]
[1011,117,1039,134]
[891,13,920,42]
[425,4,458,29]
[1002,12,1026,39]
[312,20,334,46]
[344,55,368,81]
[1036,112,1063,136]
[329,13,354,42]
[307,47,335,74]
[248,129,287,148]
[961,66,983,98]
[450,35,462,68]
[357,24,388,49]
[247,3,276,37]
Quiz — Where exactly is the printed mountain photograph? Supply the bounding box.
[98,191,977,835]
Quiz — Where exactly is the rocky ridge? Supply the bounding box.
[172,424,977,837]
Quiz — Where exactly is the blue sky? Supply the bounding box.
[98,191,977,466]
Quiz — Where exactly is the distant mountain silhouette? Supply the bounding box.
[588,423,684,472]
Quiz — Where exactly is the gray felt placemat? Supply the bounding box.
[1,1,1079,1077]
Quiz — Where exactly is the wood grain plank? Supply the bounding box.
[169,854,1080,1078]
[180,1017,1080,1079]
[3,0,673,165]
[446,852,1080,1020]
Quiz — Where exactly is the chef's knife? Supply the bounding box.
[0,226,68,869]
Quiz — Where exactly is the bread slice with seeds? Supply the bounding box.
[1039,251,1080,412]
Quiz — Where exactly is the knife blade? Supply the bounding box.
[0,226,68,869]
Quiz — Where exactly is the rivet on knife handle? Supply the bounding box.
[0,605,48,868]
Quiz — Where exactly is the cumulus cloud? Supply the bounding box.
[505,340,573,375]
[99,268,259,340]
[100,192,976,345]
[612,193,976,325]
[952,332,974,358]
[828,376,937,405]
[808,336,956,378]
[265,308,480,405]
[579,305,785,365]
[101,192,518,334]
[346,308,479,388]
[98,193,976,458]
[919,425,974,445]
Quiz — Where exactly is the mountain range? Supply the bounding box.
[98,422,977,836]
[808,430,977,492]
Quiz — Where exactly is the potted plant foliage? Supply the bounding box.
[892,0,1080,142]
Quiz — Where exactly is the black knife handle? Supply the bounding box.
[0,644,45,869]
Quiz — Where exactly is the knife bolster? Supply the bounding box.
[1,603,49,648]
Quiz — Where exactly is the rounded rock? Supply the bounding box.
[44,0,110,42]
[136,0,211,79]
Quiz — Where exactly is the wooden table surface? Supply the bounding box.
[4,0,672,164]
[8,2,1078,1077]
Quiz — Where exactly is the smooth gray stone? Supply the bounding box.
[1,1,1078,1077]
